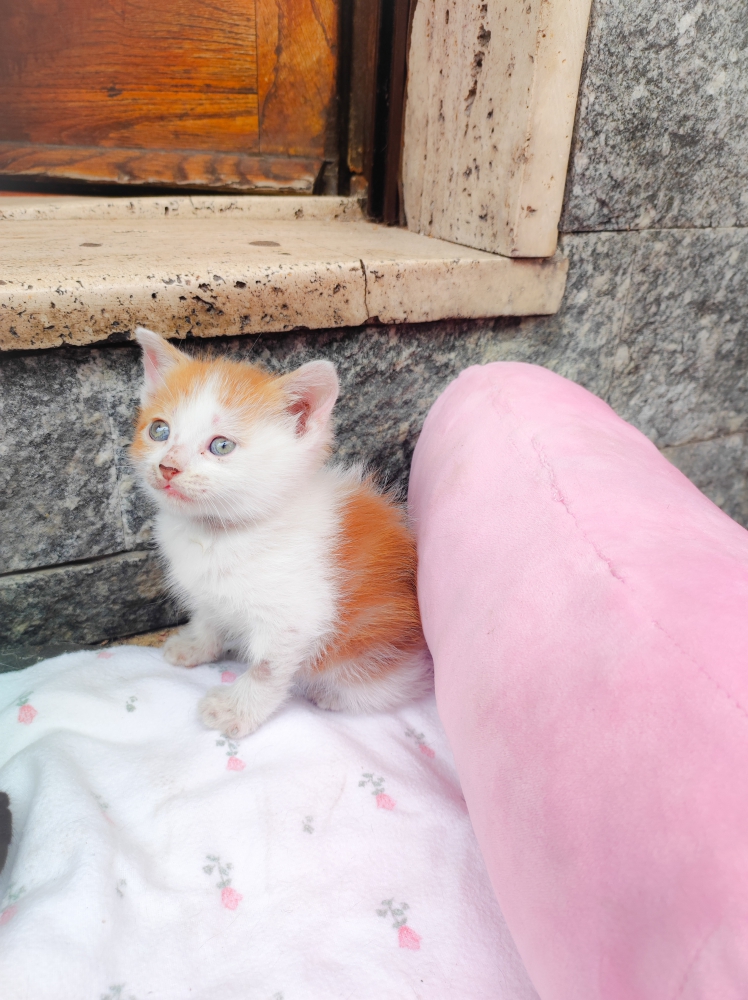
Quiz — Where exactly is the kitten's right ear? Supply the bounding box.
[135,327,185,398]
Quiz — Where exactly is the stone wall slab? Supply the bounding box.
[0,349,125,573]
[0,550,182,645]
[609,227,748,447]
[562,0,748,232]
[662,433,748,528]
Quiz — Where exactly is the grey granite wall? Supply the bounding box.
[2,0,747,658]
[560,0,748,527]
[562,0,748,231]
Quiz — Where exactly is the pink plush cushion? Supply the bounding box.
[408,362,748,1000]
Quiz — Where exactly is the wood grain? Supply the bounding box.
[2,90,260,155]
[382,0,412,224]
[0,143,321,193]
[256,0,338,157]
[0,0,339,190]
[347,0,381,179]
[0,0,260,152]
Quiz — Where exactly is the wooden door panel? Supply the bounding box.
[1,0,260,152]
[0,143,319,191]
[257,0,337,158]
[2,89,260,153]
[0,0,338,191]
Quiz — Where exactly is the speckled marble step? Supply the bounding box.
[0,195,568,350]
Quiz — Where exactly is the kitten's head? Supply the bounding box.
[130,328,339,524]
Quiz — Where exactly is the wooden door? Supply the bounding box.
[0,0,338,193]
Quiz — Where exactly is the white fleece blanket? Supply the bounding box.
[0,647,538,1000]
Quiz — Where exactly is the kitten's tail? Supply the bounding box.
[296,644,433,713]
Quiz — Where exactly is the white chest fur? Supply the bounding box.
[156,470,340,664]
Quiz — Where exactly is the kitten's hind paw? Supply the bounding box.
[306,687,346,711]
[199,686,257,739]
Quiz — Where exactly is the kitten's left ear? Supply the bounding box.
[280,360,339,435]
[135,326,186,398]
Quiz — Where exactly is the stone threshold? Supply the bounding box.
[0,195,568,351]
[110,627,177,648]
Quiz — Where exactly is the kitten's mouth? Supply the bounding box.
[160,482,191,502]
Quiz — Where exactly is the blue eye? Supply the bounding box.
[209,437,236,456]
[149,420,170,442]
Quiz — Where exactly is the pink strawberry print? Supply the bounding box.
[1,884,25,925]
[405,727,435,759]
[221,671,237,684]
[359,772,395,810]
[221,886,243,910]
[377,899,421,950]
[94,794,115,825]
[16,694,36,725]
[97,651,114,660]
[399,925,422,950]
[216,737,244,771]
[18,704,37,725]
[204,855,242,910]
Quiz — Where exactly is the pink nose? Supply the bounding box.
[159,464,180,482]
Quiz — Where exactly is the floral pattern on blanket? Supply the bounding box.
[100,985,138,1000]
[207,663,237,684]
[0,650,532,1000]
[16,694,37,725]
[359,772,395,810]
[204,855,243,910]
[377,898,422,950]
[216,736,245,771]
[0,883,24,925]
[405,727,435,758]
[94,793,116,827]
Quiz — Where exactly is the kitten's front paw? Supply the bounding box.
[163,628,220,669]
[199,686,258,738]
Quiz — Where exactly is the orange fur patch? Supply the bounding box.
[313,478,425,678]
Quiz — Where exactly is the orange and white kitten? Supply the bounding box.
[130,328,431,737]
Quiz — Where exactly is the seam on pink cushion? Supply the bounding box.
[484,380,628,588]
[526,421,748,725]
[671,923,719,999]
[531,436,626,584]
[652,620,748,724]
